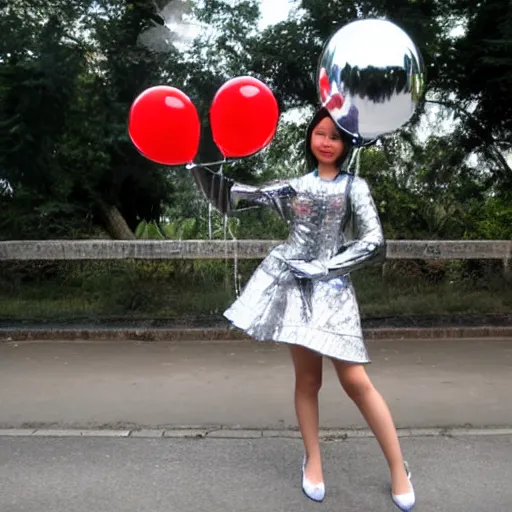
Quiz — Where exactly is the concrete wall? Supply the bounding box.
[0,240,510,262]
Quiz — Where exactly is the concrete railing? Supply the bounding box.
[0,239,510,262]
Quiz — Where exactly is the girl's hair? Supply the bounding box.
[305,108,354,170]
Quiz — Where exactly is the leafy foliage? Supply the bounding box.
[0,0,511,243]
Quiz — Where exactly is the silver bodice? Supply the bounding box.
[231,172,349,260]
[229,170,385,277]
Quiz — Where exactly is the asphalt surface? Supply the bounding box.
[1,434,512,511]
[1,337,512,511]
[0,337,511,430]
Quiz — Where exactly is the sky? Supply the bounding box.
[258,0,292,28]
[154,0,294,52]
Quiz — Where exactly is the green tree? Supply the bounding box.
[0,0,189,239]
[2,0,511,243]
[433,0,512,177]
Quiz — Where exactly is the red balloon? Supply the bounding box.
[319,67,330,103]
[210,76,279,158]
[129,86,200,166]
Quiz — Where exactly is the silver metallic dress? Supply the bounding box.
[192,167,386,364]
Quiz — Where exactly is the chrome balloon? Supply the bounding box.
[317,18,425,145]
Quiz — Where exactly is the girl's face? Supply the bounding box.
[310,116,344,167]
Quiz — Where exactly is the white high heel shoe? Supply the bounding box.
[301,456,325,502]
[391,461,415,511]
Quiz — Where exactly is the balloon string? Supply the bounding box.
[227,218,240,298]
[208,202,212,240]
[219,162,228,292]
[187,159,233,169]
[205,161,224,239]
[355,147,362,176]
[215,161,240,297]
[223,211,229,291]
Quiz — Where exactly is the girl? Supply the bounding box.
[192,108,415,511]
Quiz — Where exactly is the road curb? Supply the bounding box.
[1,326,512,342]
[1,426,512,439]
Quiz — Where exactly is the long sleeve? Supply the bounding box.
[190,167,234,215]
[191,167,295,217]
[321,177,386,278]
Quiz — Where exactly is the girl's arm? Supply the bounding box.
[287,177,386,279]
[323,177,386,276]
[191,166,295,216]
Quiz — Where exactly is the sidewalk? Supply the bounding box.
[2,434,512,511]
[1,337,511,430]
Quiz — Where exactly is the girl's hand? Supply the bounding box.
[286,259,328,280]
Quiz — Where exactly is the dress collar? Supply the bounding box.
[313,168,344,182]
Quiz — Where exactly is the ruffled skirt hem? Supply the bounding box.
[224,311,371,364]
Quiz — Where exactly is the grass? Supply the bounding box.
[0,260,511,324]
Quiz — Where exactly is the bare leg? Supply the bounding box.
[330,359,411,495]
[289,345,324,484]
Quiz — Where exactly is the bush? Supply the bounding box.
[0,257,510,324]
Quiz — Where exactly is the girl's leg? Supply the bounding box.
[330,359,411,495]
[289,345,324,484]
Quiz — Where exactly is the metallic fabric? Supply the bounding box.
[193,168,385,363]
[191,166,234,216]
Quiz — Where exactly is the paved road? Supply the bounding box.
[1,337,512,430]
[1,434,512,511]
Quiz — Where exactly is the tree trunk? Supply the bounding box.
[96,199,135,240]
